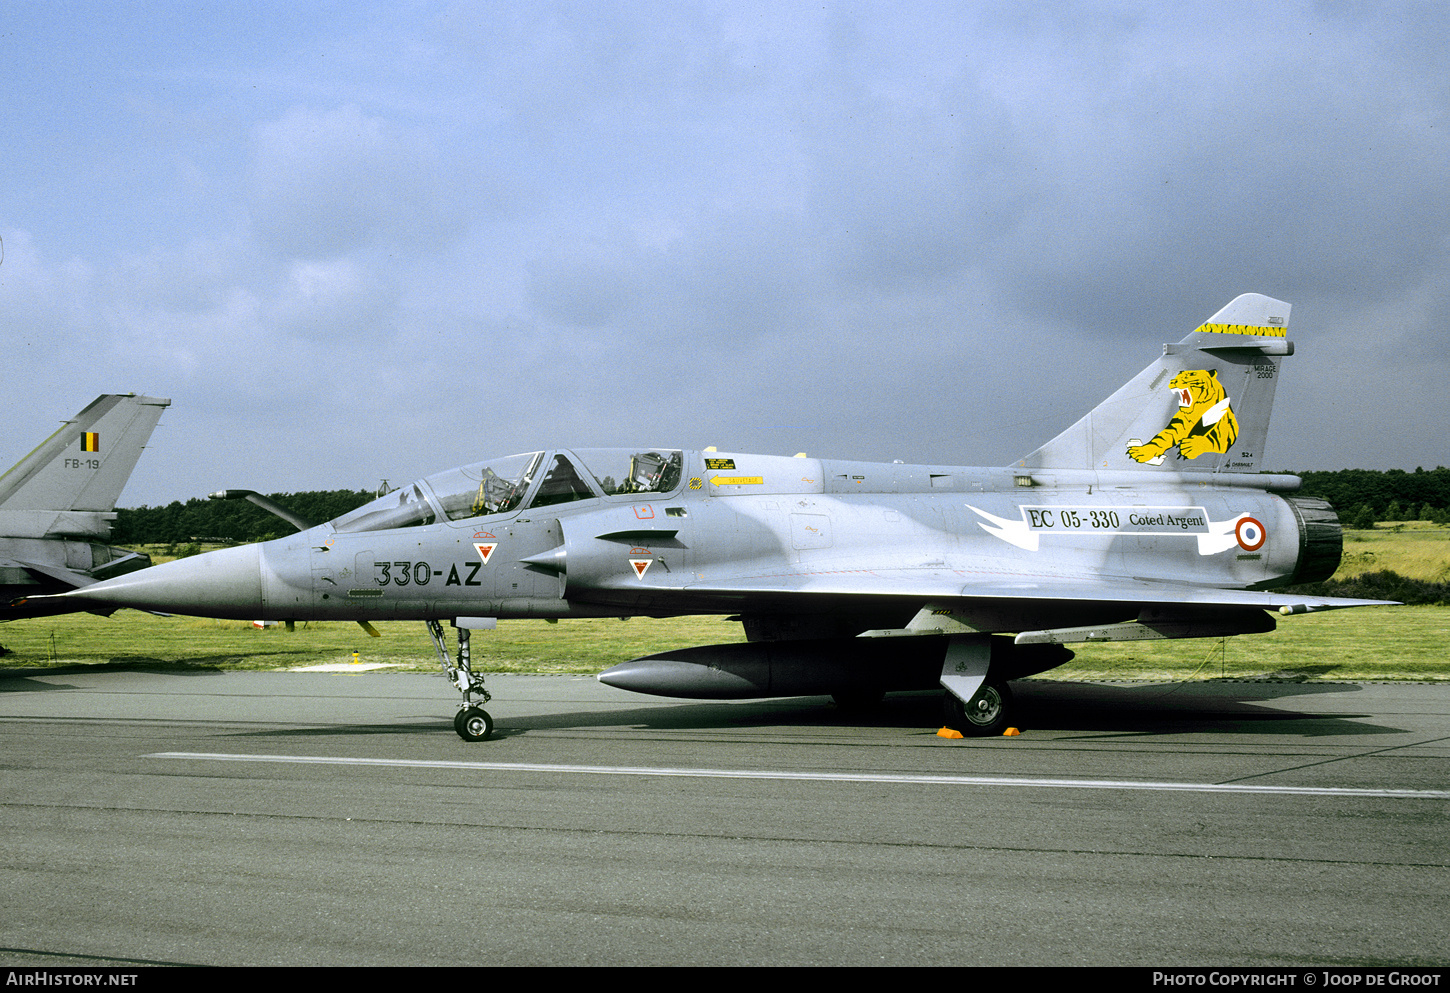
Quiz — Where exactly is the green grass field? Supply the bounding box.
[0,613,749,675]
[1335,522,1450,581]
[1,606,1443,683]
[3,527,1445,682]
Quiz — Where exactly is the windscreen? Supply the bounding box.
[329,482,436,533]
[330,452,544,533]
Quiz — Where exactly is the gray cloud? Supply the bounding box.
[2,2,1447,508]
[247,105,466,260]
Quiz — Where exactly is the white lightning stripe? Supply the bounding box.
[144,753,1449,799]
[965,504,1038,551]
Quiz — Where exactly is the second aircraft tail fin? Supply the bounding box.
[1014,294,1292,474]
[0,394,171,513]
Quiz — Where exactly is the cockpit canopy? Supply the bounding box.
[329,449,684,534]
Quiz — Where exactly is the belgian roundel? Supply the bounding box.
[1235,516,1266,552]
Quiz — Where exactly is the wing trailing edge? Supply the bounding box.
[683,570,1396,615]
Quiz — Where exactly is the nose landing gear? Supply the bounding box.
[428,618,494,741]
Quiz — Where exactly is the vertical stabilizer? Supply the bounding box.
[1014,294,1291,474]
[0,395,171,512]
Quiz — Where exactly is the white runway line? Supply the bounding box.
[144,752,1450,799]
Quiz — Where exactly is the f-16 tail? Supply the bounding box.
[1015,294,1291,474]
[1,394,170,618]
[0,394,171,517]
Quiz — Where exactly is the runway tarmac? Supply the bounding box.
[0,666,1446,967]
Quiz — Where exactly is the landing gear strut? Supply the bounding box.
[428,619,493,741]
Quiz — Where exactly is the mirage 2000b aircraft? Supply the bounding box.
[28,295,1392,739]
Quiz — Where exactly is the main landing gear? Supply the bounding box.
[428,619,493,741]
[939,634,1017,737]
[942,680,1014,737]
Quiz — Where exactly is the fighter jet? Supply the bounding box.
[0,394,170,622]
[24,296,1392,738]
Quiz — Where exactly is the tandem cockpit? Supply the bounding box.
[328,449,685,534]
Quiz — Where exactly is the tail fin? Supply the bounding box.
[1014,294,1291,474]
[0,394,171,513]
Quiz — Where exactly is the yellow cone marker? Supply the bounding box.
[352,650,360,665]
[937,727,964,739]
[1003,727,1021,736]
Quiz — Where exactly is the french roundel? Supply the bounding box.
[1235,516,1266,552]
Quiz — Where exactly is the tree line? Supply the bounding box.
[113,489,375,546]
[110,467,1450,547]
[1293,466,1450,528]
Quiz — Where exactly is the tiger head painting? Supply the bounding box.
[1126,369,1238,465]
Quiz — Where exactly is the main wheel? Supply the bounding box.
[943,682,1013,737]
[456,706,493,741]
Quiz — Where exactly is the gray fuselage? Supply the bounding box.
[198,450,1333,636]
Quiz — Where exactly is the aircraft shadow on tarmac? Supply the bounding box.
[1007,679,1396,738]
[227,678,1402,741]
[0,659,228,693]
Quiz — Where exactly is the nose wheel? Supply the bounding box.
[454,706,493,742]
[429,619,495,741]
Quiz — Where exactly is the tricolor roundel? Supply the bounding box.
[1235,516,1266,552]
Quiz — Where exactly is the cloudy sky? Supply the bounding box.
[3,1,1448,509]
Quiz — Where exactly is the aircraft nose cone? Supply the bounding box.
[64,543,264,618]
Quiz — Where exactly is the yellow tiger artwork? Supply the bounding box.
[1126,369,1238,464]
